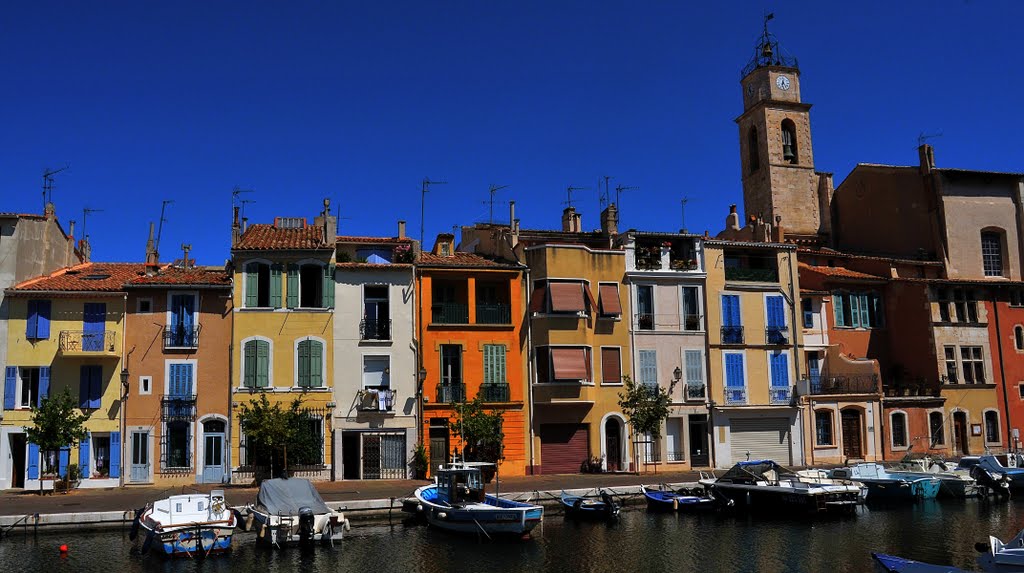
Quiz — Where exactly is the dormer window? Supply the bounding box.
[440,243,451,257]
[781,119,798,164]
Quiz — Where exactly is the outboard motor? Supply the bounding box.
[971,465,1011,499]
[298,506,316,547]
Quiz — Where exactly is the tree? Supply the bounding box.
[238,393,302,480]
[24,388,89,495]
[449,396,505,466]
[617,375,674,471]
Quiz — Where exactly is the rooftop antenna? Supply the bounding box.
[155,200,174,254]
[483,184,509,224]
[82,207,104,241]
[680,197,691,234]
[614,184,638,210]
[232,186,254,221]
[564,185,589,209]
[599,175,614,208]
[421,177,448,246]
[240,199,257,221]
[917,131,943,147]
[42,164,70,211]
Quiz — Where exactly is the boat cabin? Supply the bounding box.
[150,491,227,526]
[435,463,493,505]
[717,460,797,485]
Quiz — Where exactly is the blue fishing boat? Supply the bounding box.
[132,490,236,558]
[409,461,543,537]
[871,552,967,572]
[560,490,620,521]
[957,455,1024,492]
[829,463,940,502]
[641,484,721,512]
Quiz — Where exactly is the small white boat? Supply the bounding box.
[244,477,350,548]
[977,527,1024,570]
[132,490,236,557]
[888,457,980,498]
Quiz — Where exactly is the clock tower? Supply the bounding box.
[736,18,829,243]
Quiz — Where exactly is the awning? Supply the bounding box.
[530,284,547,313]
[549,282,585,312]
[551,348,589,381]
[598,284,622,315]
[601,347,621,384]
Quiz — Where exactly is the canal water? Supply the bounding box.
[2,499,1022,573]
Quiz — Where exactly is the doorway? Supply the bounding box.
[10,434,26,488]
[605,418,622,471]
[202,420,226,484]
[688,415,710,467]
[429,419,449,476]
[841,410,863,459]
[953,411,970,455]
[342,432,361,480]
[130,431,150,483]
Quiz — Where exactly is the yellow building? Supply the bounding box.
[229,204,337,482]
[3,263,136,489]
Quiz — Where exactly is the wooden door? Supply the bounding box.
[841,410,863,459]
[605,419,621,471]
[954,412,969,455]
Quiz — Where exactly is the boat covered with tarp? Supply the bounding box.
[243,478,349,548]
[699,460,865,515]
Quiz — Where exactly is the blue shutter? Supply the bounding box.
[4,367,16,410]
[27,443,39,479]
[26,300,38,338]
[79,434,91,478]
[808,354,821,383]
[721,295,740,327]
[89,366,102,408]
[183,363,193,396]
[766,296,784,328]
[83,303,106,351]
[58,446,70,479]
[109,432,121,478]
[725,354,744,387]
[79,366,91,409]
[170,295,181,333]
[771,352,790,387]
[38,367,50,405]
[832,292,845,327]
[36,301,50,339]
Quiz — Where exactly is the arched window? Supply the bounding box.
[981,231,1004,277]
[296,338,324,388]
[781,119,798,164]
[929,411,945,446]
[1016,326,1024,351]
[890,412,908,448]
[242,338,271,388]
[748,126,760,173]
[985,410,1001,444]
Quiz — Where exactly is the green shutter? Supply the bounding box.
[286,264,298,308]
[323,265,335,308]
[270,264,283,308]
[859,294,871,327]
[297,340,310,387]
[310,341,323,388]
[256,340,270,387]
[483,344,505,385]
[245,265,258,307]
[244,341,256,387]
[832,291,845,327]
[849,293,860,328]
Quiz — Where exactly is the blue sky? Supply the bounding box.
[2,1,1021,264]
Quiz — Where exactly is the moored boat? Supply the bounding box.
[829,463,941,502]
[132,490,236,558]
[975,527,1024,570]
[871,552,968,572]
[957,455,1024,493]
[244,477,350,548]
[698,460,865,515]
[641,484,723,512]
[888,457,979,498]
[560,490,620,521]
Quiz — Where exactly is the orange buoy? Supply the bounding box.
[59,544,68,553]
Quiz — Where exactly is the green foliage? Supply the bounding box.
[238,393,323,476]
[411,442,429,479]
[449,396,505,464]
[617,375,673,439]
[25,388,89,457]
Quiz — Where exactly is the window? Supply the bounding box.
[440,345,462,386]
[362,285,390,340]
[721,294,742,343]
[1019,382,1024,399]
[937,289,951,322]
[961,346,985,384]
[815,410,834,446]
[947,289,978,323]
[139,376,152,396]
[362,355,390,389]
[1017,326,1024,351]
[833,291,883,328]
[597,283,622,318]
[242,339,271,388]
[536,346,592,383]
[684,349,705,399]
[19,367,42,409]
[766,295,787,344]
[78,365,102,409]
[296,415,324,465]
[724,352,746,404]
[638,350,658,388]
[981,231,1003,277]
[781,119,798,164]
[891,412,908,448]
[929,412,945,446]
[681,286,701,331]
[168,293,197,347]
[296,338,324,388]
[601,347,622,385]
[482,344,507,385]
[769,350,790,403]
[167,363,194,396]
[26,300,51,340]
[137,298,152,314]
[1011,289,1024,307]
[92,435,111,478]
[985,410,1001,444]
[944,346,958,383]
[636,285,654,330]
[163,422,190,469]
[802,298,814,329]
[748,126,760,173]
[298,263,323,308]
[245,262,277,308]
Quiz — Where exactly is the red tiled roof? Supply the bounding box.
[336,235,414,244]
[799,263,886,281]
[798,247,943,266]
[10,262,146,293]
[417,252,519,269]
[234,224,329,251]
[336,262,413,270]
[127,265,231,287]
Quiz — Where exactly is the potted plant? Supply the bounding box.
[411,442,429,480]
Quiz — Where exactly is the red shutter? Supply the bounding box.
[601,347,621,384]
[540,424,590,474]
[598,284,622,315]
[551,348,588,380]
[549,282,585,312]
[584,284,598,314]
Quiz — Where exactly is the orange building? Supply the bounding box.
[416,234,529,476]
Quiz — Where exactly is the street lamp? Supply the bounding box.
[120,368,130,398]
[673,366,682,381]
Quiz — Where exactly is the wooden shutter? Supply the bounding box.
[38,367,50,405]
[256,340,270,387]
[551,348,588,380]
[270,264,283,308]
[859,294,870,327]
[3,367,16,410]
[584,284,598,314]
[88,365,102,408]
[79,366,91,408]
[530,283,547,313]
[243,341,257,387]
[849,294,861,328]
[297,340,310,387]
[771,351,789,387]
[549,282,585,312]
[872,294,884,327]
[245,265,258,307]
[26,300,38,339]
[601,348,621,384]
[35,301,50,340]
[310,340,323,387]
[599,285,622,315]
[766,296,784,328]
[725,354,744,387]
[832,291,845,327]
[286,264,299,308]
[323,264,335,308]
[27,442,39,479]
[109,432,121,478]
[721,295,740,327]
[684,350,703,384]
[79,434,90,478]
[639,350,658,386]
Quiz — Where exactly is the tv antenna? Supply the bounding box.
[239,199,256,221]
[614,184,638,208]
[599,175,614,208]
[232,186,254,219]
[155,200,174,254]
[82,207,104,241]
[564,185,589,209]
[680,197,691,234]
[483,184,509,223]
[917,131,943,147]
[42,164,70,211]
[421,177,448,246]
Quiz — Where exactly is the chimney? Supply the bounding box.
[398,220,406,239]
[773,215,785,243]
[601,203,619,236]
[918,144,935,175]
[79,237,91,263]
[44,202,55,220]
[145,222,159,275]
[314,198,337,247]
[726,204,741,231]
[66,220,76,266]
[231,206,241,247]
[561,207,582,233]
[509,201,516,226]
[242,217,248,233]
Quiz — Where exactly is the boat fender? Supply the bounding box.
[258,524,267,539]
[416,504,423,513]
[343,518,351,532]
[141,530,155,555]
[672,499,678,511]
[437,512,447,520]
[128,507,143,541]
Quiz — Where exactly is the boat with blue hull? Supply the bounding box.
[958,455,1024,492]
[871,552,967,572]
[560,490,620,521]
[641,484,723,512]
[830,463,941,502]
[132,490,236,558]
[408,462,543,537]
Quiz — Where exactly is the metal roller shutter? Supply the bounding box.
[729,418,792,465]
[540,424,589,474]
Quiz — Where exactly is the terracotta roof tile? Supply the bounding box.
[127,265,231,287]
[799,263,886,281]
[416,252,519,269]
[336,262,413,270]
[337,235,414,244]
[798,247,943,266]
[10,262,146,293]
[234,224,329,251]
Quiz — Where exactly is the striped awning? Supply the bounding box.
[549,282,585,312]
[598,284,621,315]
[551,348,589,380]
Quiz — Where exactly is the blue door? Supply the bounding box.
[83,303,106,351]
[808,353,821,391]
[170,294,195,346]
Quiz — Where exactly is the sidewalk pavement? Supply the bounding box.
[0,470,705,517]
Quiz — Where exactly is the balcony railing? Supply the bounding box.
[636,313,655,331]
[683,314,702,331]
[769,386,792,405]
[725,387,747,404]
[685,383,706,401]
[162,396,197,422]
[476,303,511,325]
[810,375,880,395]
[432,302,469,324]
[721,326,744,344]
[357,387,395,411]
[437,383,467,403]
[163,326,200,350]
[59,330,117,355]
[478,383,510,402]
[360,318,391,341]
[724,267,779,282]
[766,327,788,345]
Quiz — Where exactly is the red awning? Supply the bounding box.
[551,348,589,381]
[549,282,585,312]
[598,284,622,315]
[530,284,547,313]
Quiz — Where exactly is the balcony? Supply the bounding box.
[636,313,655,331]
[766,327,788,345]
[58,330,118,357]
[436,384,467,403]
[161,396,197,422]
[769,386,792,405]
[360,319,391,341]
[357,387,395,411]
[808,375,880,396]
[478,383,510,402]
[476,303,512,325]
[163,326,200,350]
[724,267,779,283]
[721,326,744,344]
[724,387,747,405]
[683,314,702,331]
[432,302,469,325]
[685,383,707,401]
[533,383,596,405]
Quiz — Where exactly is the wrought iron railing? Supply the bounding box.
[432,302,469,324]
[769,386,791,405]
[59,330,117,353]
[476,303,511,325]
[725,387,747,405]
[478,383,510,402]
[437,384,466,403]
[810,375,880,395]
[636,313,655,331]
[163,326,200,350]
[666,451,687,462]
[161,396,197,422]
[360,318,391,341]
[724,267,779,282]
[766,326,788,345]
[683,314,702,331]
[685,383,706,401]
[721,326,744,344]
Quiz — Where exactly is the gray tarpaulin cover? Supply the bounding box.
[256,478,331,515]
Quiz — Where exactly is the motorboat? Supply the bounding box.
[887,457,980,498]
[872,552,968,572]
[406,461,543,537]
[560,490,620,521]
[244,477,350,548]
[957,455,1024,493]
[641,484,728,512]
[829,463,940,502]
[976,527,1024,571]
[698,460,865,515]
[131,490,236,558]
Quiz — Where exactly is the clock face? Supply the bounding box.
[776,75,791,91]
